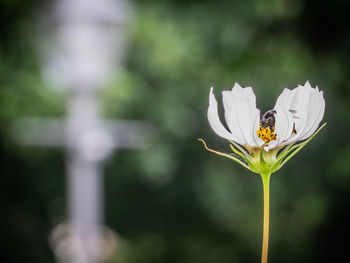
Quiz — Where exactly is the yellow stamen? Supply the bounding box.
[257,124,277,143]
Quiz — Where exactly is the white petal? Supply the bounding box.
[275,88,295,109]
[273,104,294,145]
[289,85,309,137]
[222,90,245,143]
[207,84,261,147]
[298,89,325,140]
[231,83,260,146]
[253,114,265,147]
[275,81,325,144]
[207,87,237,141]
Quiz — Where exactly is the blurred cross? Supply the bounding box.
[12,0,152,262]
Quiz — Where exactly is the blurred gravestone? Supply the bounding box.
[11,0,152,262]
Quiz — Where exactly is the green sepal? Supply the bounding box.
[229,143,255,168]
[230,144,247,160]
[276,142,295,163]
[198,139,253,171]
[278,122,327,169]
[229,140,251,160]
[199,122,326,175]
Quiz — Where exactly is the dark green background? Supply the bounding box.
[0,0,349,262]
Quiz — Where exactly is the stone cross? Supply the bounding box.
[12,0,152,262]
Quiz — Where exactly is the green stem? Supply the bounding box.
[261,173,271,263]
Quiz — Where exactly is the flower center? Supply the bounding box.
[257,124,277,143]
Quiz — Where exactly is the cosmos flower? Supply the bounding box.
[200,81,326,174]
[199,81,326,263]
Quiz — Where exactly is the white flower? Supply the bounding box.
[200,81,326,174]
[207,81,325,152]
[201,81,326,263]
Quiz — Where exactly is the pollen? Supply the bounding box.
[257,124,277,143]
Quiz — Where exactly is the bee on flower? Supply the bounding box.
[200,81,325,174]
[199,81,325,263]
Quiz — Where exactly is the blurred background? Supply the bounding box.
[0,0,349,262]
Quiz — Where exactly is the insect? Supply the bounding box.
[258,109,297,143]
[257,110,277,143]
[260,110,276,129]
[261,109,298,133]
